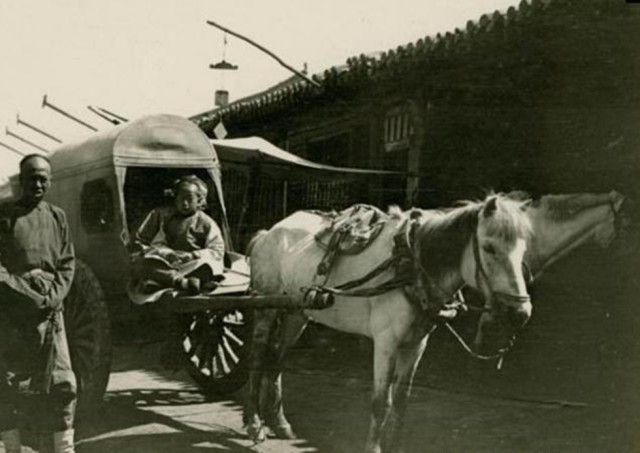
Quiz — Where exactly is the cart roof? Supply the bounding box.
[51,114,220,175]
[210,137,404,179]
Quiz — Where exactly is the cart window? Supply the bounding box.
[81,179,115,234]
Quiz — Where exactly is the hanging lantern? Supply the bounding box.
[210,32,238,108]
[214,90,229,107]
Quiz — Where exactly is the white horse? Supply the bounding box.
[244,194,532,453]
[470,191,626,354]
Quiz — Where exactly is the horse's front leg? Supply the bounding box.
[383,327,434,453]
[244,308,279,443]
[365,333,398,453]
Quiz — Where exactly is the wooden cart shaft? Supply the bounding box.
[164,293,309,313]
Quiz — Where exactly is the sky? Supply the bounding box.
[0,0,519,182]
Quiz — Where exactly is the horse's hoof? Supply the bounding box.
[364,443,382,453]
[247,424,267,443]
[388,448,406,453]
[272,423,297,439]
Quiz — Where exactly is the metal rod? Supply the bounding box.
[16,114,62,143]
[0,140,26,156]
[42,94,98,131]
[5,128,50,153]
[206,19,321,88]
[96,106,128,123]
[87,106,120,125]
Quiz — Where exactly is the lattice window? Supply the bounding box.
[383,107,413,153]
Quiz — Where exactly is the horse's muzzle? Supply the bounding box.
[493,292,532,328]
[505,302,532,328]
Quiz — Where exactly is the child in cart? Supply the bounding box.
[129,174,225,299]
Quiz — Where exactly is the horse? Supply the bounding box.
[471,190,626,354]
[244,193,532,453]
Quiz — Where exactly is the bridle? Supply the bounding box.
[412,216,532,368]
[471,231,531,312]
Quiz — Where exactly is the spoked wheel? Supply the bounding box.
[64,260,112,416]
[181,308,254,396]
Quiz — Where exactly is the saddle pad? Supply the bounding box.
[314,204,388,255]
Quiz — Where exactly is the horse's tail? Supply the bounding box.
[246,229,269,256]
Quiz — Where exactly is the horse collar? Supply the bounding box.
[405,218,466,316]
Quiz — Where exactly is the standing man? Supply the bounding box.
[0,154,76,453]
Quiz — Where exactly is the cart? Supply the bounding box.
[0,114,398,413]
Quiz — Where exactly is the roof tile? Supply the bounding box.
[191,0,621,131]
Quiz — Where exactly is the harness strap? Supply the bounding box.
[332,256,400,291]
[304,218,418,302]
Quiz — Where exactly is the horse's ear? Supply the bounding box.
[410,209,423,220]
[482,196,498,217]
[520,199,532,211]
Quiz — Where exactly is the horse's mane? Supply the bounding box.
[415,194,531,277]
[530,193,614,221]
[246,229,268,256]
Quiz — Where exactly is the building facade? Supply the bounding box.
[192,0,640,210]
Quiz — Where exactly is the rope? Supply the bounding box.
[442,321,509,364]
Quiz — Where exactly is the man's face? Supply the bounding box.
[20,157,52,203]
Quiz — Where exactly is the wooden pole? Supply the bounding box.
[16,114,62,143]
[282,180,288,217]
[5,128,49,153]
[87,106,120,125]
[0,140,26,156]
[42,95,98,131]
[96,106,129,123]
[206,20,321,88]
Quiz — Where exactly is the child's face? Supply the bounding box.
[174,183,201,215]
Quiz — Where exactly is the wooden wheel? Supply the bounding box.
[64,260,112,415]
[181,308,253,396]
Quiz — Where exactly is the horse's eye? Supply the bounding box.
[482,243,496,255]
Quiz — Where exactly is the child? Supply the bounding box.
[131,175,225,295]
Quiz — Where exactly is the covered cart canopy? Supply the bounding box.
[211,137,404,179]
[52,114,222,173]
[50,114,231,246]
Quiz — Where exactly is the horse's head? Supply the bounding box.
[465,195,532,353]
[412,194,532,353]
[523,191,626,276]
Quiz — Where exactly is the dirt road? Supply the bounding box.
[68,330,638,453]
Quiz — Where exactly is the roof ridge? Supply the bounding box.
[192,0,619,131]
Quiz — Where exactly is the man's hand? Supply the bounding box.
[174,251,196,264]
[22,269,54,296]
[153,248,195,265]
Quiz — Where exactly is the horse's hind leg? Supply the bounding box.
[365,333,398,453]
[383,331,432,453]
[244,308,279,443]
[263,310,308,439]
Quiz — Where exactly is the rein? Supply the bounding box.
[441,321,512,370]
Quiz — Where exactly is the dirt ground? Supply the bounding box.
[66,319,638,453]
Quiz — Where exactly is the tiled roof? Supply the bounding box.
[192,0,622,134]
